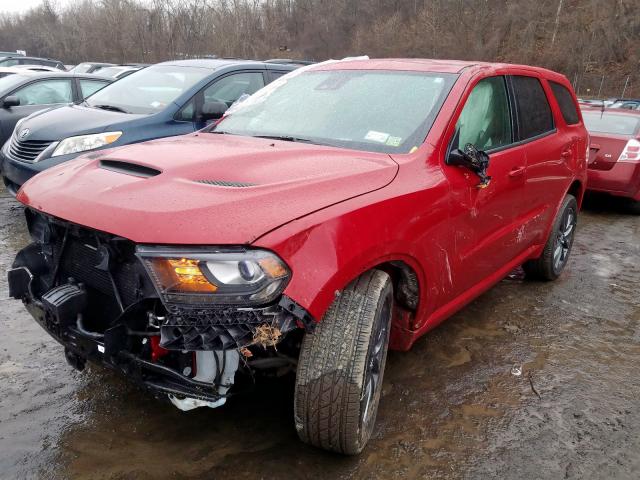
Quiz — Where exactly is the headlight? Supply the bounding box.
[137,247,291,306]
[51,131,122,157]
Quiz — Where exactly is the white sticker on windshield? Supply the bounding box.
[386,136,402,147]
[365,131,389,143]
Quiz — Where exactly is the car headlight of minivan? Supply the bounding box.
[51,131,122,157]
[137,247,291,306]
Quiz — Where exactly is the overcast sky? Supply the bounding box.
[0,0,69,14]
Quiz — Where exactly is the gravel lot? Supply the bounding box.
[1,186,638,480]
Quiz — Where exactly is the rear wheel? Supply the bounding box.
[294,269,392,454]
[524,194,578,281]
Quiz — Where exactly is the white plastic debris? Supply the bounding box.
[169,349,240,411]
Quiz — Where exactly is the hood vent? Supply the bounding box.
[99,160,161,178]
[196,179,256,187]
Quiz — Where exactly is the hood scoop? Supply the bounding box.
[195,179,256,188]
[99,160,161,178]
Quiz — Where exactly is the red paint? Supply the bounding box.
[17,60,587,351]
[149,336,169,362]
[584,108,640,199]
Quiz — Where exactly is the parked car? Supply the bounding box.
[609,99,640,110]
[1,58,301,194]
[0,71,112,154]
[582,108,640,211]
[69,62,115,74]
[0,51,25,57]
[8,59,587,454]
[0,55,65,70]
[89,64,146,80]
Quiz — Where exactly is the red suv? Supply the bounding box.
[582,107,640,212]
[9,59,587,454]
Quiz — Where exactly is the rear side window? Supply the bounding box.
[511,76,554,140]
[549,81,580,125]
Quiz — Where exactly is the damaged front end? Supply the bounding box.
[8,209,314,410]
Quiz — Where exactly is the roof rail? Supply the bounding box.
[264,58,315,65]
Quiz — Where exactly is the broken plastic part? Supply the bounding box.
[168,349,240,411]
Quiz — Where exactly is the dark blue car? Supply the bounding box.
[1,59,300,195]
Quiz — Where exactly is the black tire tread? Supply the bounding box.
[524,194,577,281]
[294,269,392,454]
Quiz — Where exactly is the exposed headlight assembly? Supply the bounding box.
[51,131,122,157]
[137,247,291,306]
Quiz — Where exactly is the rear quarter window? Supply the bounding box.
[511,75,555,140]
[549,81,580,125]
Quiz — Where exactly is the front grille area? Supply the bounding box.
[58,236,144,307]
[52,227,151,310]
[162,305,291,350]
[8,137,53,162]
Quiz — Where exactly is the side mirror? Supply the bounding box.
[2,96,20,108]
[447,143,492,188]
[200,101,228,121]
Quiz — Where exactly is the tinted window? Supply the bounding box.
[79,79,109,99]
[13,79,73,105]
[454,76,512,151]
[204,72,265,106]
[512,76,554,140]
[549,81,579,125]
[582,111,640,136]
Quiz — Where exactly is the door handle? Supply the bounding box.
[590,143,601,150]
[560,149,572,158]
[508,166,526,178]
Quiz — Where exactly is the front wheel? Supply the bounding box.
[523,194,578,280]
[294,270,393,454]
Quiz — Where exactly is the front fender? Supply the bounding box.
[254,176,453,329]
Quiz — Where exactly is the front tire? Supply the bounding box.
[524,194,578,280]
[294,270,393,454]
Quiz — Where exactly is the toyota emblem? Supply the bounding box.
[19,128,30,140]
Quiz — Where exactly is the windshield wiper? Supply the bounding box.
[92,104,129,114]
[253,134,313,143]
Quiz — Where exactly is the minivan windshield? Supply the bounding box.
[85,65,212,114]
[213,69,457,154]
[583,111,640,136]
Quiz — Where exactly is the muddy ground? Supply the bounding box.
[0,185,638,480]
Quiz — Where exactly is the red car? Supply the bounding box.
[9,59,587,454]
[582,108,640,212]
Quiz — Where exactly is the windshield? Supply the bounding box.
[85,65,212,114]
[0,74,28,93]
[583,111,640,136]
[214,69,457,154]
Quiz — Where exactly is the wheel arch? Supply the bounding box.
[567,179,584,208]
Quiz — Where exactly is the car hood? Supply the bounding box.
[17,134,399,244]
[19,104,149,140]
